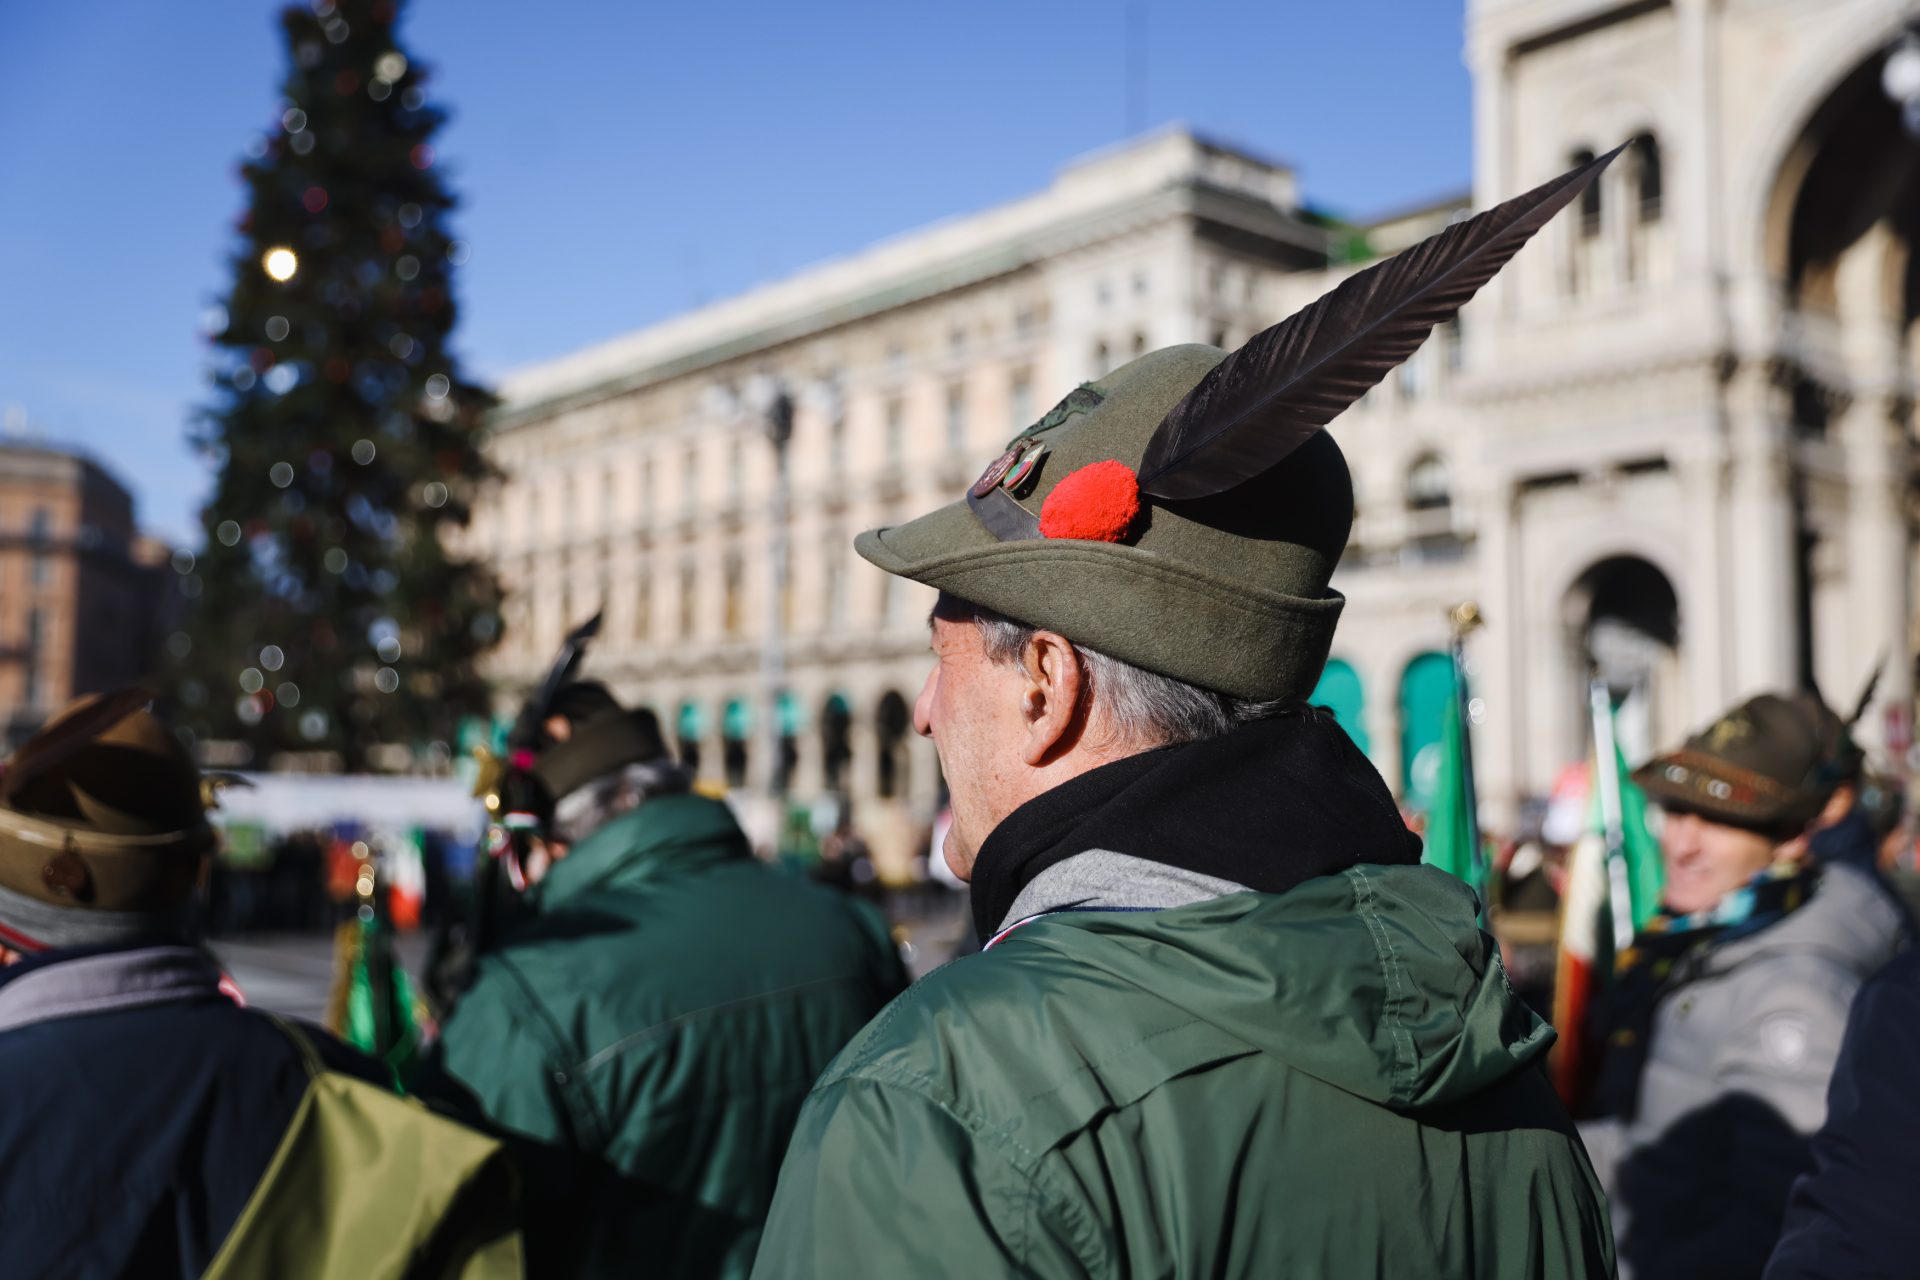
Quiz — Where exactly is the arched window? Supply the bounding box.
[1571,147,1602,238]
[1407,453,1451,512]
[1632,132,1662,223]
[1399,653,1454,811]
[676,701,705,772]
[876,691,911,799]
[1309,658,1370,754]
[722,698,752,788]
[821,693,853,791]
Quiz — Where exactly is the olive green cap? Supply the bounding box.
[1631,692,1842,836]
[856,345,1352,702]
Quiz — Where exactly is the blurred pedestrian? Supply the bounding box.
[1579,692,1908,1279]
[1765,943,1920,1278]
[0,692,518,1278]
[755,152,1620,1278]
[415,700,907,1278]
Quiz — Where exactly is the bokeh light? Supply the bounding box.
[263,247,299,281]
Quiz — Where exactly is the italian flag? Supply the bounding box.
[1550,742,1665,1109]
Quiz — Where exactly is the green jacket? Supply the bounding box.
[755,864,1614,1278]
[422,793,908,1279]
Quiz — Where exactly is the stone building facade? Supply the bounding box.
[0,442,173,744]
[474,0,1920,866]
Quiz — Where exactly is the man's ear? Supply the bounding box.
[1019,631,1087,767]
[1773,832,1812,867]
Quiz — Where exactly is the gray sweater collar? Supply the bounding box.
[0,946,224,1035]
[998,849,1251,935]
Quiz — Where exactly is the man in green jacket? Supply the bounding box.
[754,156,1618,1278]
[417,703,908,1278]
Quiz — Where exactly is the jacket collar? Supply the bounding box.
[535,792,752,912]
[0,945,224,1035]
[1692,861,1907,980]
[997,849,1250,935]
[968,709,1420,943]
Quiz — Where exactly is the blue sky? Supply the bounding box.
[0,1,1469,545]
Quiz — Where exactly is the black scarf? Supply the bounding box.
[968,707,1423,941]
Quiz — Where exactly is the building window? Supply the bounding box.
[824,546,846,630]
[722,550,744,636]
[1132,270,1150,296]
[24,607,42,707]
[1572,147,1602,238]
[1397,349,1424,402]
[1131,330,1148,358]
[828,415,847,475]
[29,508,49,587]
[681,448,698,516]
[1014,304,1037,339]
[1010,369,1033,429]
[640,456,654,519]
[949,325,967,355]
[885,398,905,467]
[1407,453,1451,511]
[1096,279,1112,308]
[1442,318,1464,372]
[678,560,697,638]
[945,384,967,453]
[727,438,744,506]
[1633,132,1662,223]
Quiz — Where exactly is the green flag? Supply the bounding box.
[1423,683,1481,892]
[1596,742,1667,934]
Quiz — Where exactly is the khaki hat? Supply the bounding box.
[0,690,211,918]
[1632,693,1841,836]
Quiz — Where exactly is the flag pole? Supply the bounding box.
[1448,602,1486,900]
[1588,674,1636,955]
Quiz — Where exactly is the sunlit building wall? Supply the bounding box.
[474,0,1920,862]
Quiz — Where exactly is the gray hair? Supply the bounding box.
[550,761,693,844]
[937,594,1292,748]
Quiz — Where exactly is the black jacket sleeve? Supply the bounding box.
[1765,947,1920,1280]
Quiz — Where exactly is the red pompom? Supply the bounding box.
[1038,460,1141,543]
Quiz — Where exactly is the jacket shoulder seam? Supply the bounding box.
[817,1073,1108,1272]
[473,953,614,1148]
[1346,865,1417,1098]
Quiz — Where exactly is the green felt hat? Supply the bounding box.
[857,345,1351,701]
[1631,693,1842,837]
[858,149,1619,703]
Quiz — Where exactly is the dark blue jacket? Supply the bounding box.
[0,945,383,1280]
[1766,944,1920,1279]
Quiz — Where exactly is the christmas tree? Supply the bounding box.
[175,0,499,770]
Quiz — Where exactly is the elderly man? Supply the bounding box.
[417,700,908,1279]
[1578,693,1907,1279]
[752,153,1619,1279]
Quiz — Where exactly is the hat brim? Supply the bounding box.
[857,498,1343,703]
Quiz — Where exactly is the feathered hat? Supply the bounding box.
[857,147,1622,700]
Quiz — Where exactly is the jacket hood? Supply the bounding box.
[533,792,750,912]
[1015,862,1552,1111]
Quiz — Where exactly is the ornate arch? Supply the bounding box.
[1733,4,1913,282]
